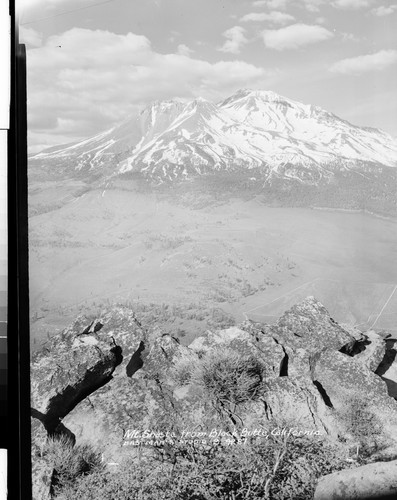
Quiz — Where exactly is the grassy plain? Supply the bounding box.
[28,181,397,350]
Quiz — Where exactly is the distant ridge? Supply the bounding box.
[29,89,397,214]
[32,88,397,181]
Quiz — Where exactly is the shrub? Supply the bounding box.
[54,435,347,500]
[193,348,264,407]
[171,356,194,386]
[54,460,173,500]
[43,435,103,494]
[340,397,385,458]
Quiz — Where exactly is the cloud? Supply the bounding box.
[252,0,289,8]
[177,44,193,56]
[219,26,248,54]
[19,25,43,47]
[332,0,373,9]
[254,0,324,11]
[241,11,295,24]
[341,32,359,42]
[301,0,324,12]
[27,28,274,150]
[371,5,397,16]
[330,49,397,74]
[262,23,333,50]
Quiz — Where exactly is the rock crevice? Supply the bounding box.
[31,324,123,435]
[313,380,333,408]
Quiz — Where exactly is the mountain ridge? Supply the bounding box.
[32,88,397,179]
[29,89,397,215]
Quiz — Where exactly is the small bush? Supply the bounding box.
[54,435,347,500]
[171,356,194,386]
[43,435,103,494]
[339,397,386,459]
[194,349,264,406]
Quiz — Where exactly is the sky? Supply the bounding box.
[17,0,397,152]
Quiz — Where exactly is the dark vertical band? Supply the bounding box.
[8,6,32,498]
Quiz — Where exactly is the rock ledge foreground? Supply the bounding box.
[31,297,397,499]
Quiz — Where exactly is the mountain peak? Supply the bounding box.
[141,99,184,115]
[31,88,397,186]
[222,88,288,106]
[192,96,210,104]
[188,97,218,112]
[243,88,283,100]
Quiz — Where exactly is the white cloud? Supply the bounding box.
[255,0,324,11]
[371,5,397,16]
[300,0,325,12]
[330,49,397,74]
[332,0,373,9]
[177,44,193,56]
[262,23,333,50]
[219,26,248,54]
[19,25,43,47]
[241,11,295,24]
[341,32,359,42]
[253,0,289,8]
[27,28,274,149]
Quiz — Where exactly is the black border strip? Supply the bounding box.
[8,1,32,497]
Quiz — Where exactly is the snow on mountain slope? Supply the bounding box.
[31,120,141,178]
[220,89,397,167]
[31,89,397,185]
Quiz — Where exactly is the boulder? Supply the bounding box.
[188,298,397,443]
[63,332,193,458]
[143,334,188,376]
[354,330,386,372]
[31,298,397,468]
[256,377,335,435]
[31,318,123,434]
[312,349,397,442]
[314,459,397,500]
[190,326,287,379]
[340,323,366,342]
[189,326,253,353]
[274,296,355,353]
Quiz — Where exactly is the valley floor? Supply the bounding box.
[28,184,397,350]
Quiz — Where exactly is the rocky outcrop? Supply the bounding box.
[190,326,286,378]
[30,318,124,499]
[31,298,397,473]
[312,348,397,441]
[60,314,189,458]
[274,297,354,353]
[314,459,397,499]
[31,323,123,435]
[352,330,386,371]
[188,297,397,441]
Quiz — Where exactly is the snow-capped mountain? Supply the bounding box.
[32,89,397,186]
